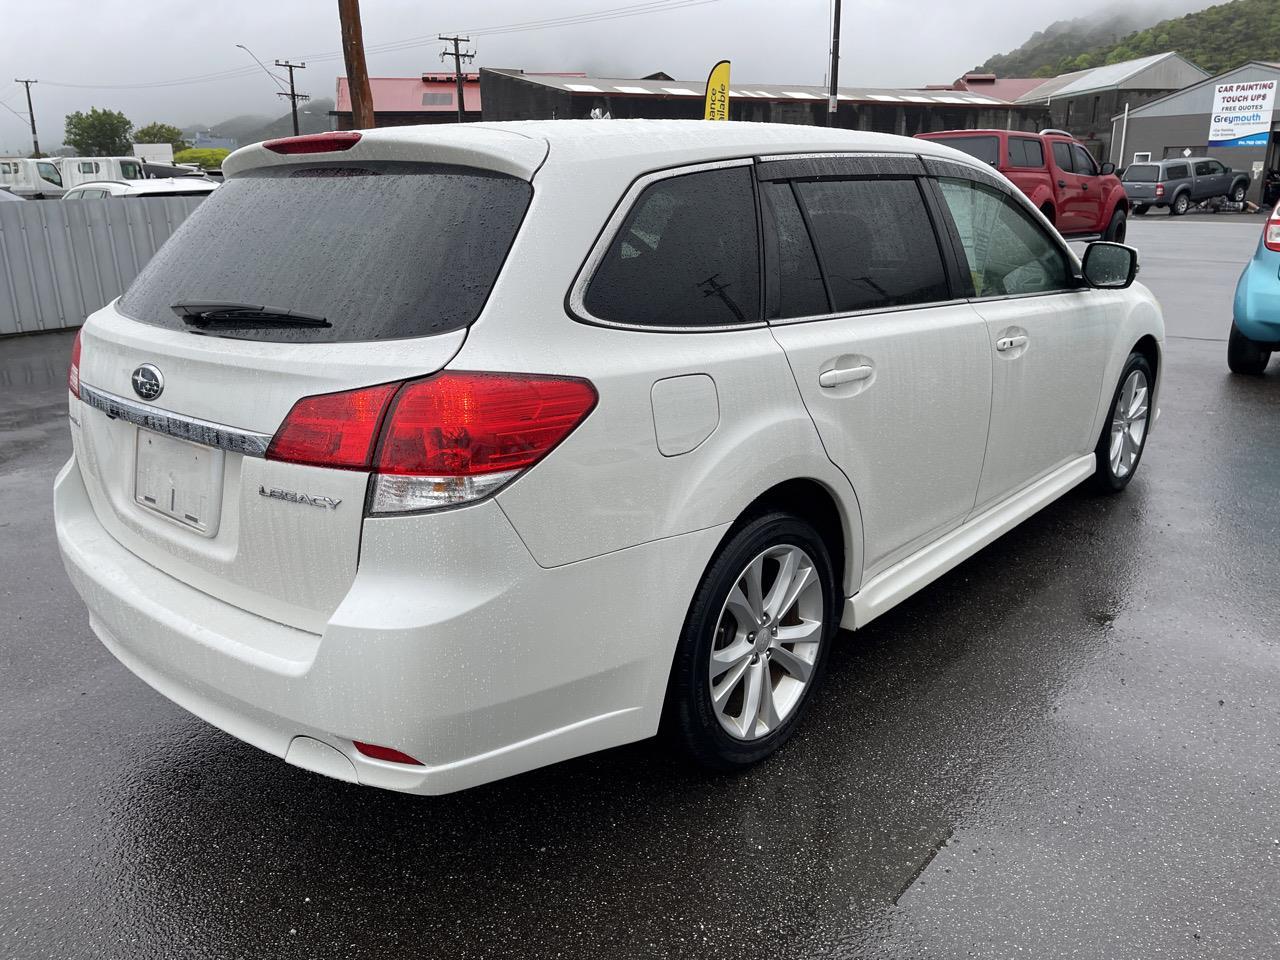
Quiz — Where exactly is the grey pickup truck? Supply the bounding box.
[1123,157,1251,215]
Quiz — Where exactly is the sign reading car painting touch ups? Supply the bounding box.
[704,60,731,121]
[1208,80,1277,147]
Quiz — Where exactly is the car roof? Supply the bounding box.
[225,119,987,183]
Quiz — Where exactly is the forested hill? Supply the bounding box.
[979,0,1280,78]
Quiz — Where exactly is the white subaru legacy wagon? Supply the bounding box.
[55,121,1163,794]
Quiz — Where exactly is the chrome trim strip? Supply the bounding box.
[79,383,272,457]
[567,157,768,334]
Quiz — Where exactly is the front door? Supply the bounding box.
[933,176,1112,508]
[759,170,992,577]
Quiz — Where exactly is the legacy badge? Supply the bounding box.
[258,485,341,510]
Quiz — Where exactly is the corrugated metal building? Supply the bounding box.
[1114,61,1280,203]
[479,68,1049,135]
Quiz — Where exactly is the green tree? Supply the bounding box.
[173,147,230,170]
[63,108,133,157]
[133,122,190,152]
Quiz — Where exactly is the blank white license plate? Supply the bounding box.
[134,428,225,536]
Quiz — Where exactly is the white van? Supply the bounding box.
[59,156,146,189]
[0,157,67,198]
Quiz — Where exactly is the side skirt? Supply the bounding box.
[842,453,1096,630]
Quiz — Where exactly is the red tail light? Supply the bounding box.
[266,372,597,512]
[353,741,424,766]
[1265,203,1280,252]
[1155,183,1165,197]
[68,329,82,399]
[264,131,362,155]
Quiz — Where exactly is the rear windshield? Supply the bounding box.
[118,161,531,342]
[1123,164,1161,183]
[936,135,1000,167]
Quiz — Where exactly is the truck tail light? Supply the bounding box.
[1265,203,1280,253]
[266,372,597,513]
[68,329,82,399]
[1155,183,1165,198]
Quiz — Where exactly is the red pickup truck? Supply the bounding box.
[916,129,1130,242]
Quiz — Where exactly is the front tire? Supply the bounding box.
[1104,207,1127,242]
[1093,352,1153,494]
[664,512,838,770]
[1171,192,1190,216]
[1230,184,1247,203]
[1228,322,1272,375]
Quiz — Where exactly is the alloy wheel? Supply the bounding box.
[1109,368,1150,479]
[708,545,824,741]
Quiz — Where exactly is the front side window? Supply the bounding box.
[1207,160,1226,175]
[583,166,759,327]
[1051,141,1073,173]
[1071,145,1098,176]
[937,178,1073,298]
[120,160,143,180]
[793,178,950,313]
[37,162,62,186]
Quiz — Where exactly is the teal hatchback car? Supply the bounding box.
[1231,204,1280,374]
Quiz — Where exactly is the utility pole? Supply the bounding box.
[438,36,475,124]
[338,0,375,129]
[826,0,842,128]
[14,79,39,157]
[274,60,310,136]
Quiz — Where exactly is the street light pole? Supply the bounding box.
[826,0,842,128]
[14,79,39,157]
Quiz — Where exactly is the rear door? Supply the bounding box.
[73,152,538,633]
[1049,139,1091,234]
[761,157,992,576]
[930,170,1111,509]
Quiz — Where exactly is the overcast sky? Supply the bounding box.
[0,0,1208,153]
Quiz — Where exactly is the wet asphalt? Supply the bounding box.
[1,219,1278,959]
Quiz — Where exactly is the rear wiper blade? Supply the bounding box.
[170,301,331,328]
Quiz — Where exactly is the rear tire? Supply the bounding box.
[1171,192,1190,216]
[1228,322,1272,375]
[1092,352,1153,494]
[1103,207,1127,242]
[663,512,838,770]
[1132,204,1149,216]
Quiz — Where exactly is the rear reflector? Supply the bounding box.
[68,329,82,399]
[265,372,598,513]
[353,741,424,766]
[266,382,399,469]
[264,131,362,155]
[1266,203,1280,252]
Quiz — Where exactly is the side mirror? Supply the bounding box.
[1082,241,1138,289]
[1099,161,1116,176]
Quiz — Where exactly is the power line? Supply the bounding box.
[37,0,726,90]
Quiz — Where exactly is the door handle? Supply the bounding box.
[819,364,873,387]
[1082,182,1090,190]
[996,335,1028,352]
[1057,179,1066,188]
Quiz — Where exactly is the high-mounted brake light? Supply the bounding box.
[68,329,82,399]
[265,372,598,513]
[1266,202,1280,253]
[263,131,362,155]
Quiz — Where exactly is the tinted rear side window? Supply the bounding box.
[1122,164,1160,182]
[761,180,829,319]
[119,162,531,343]
[583,166,760,327]
[937,136,1000,167]
[793,178,949,313]
[1008,137,1044,168]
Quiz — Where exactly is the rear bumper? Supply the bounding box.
[1233,257,1280,345]
[55,456,726,794]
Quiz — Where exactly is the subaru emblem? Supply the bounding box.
[131,364,164,401]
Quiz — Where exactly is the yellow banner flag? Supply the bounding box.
[704,60,731,121]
